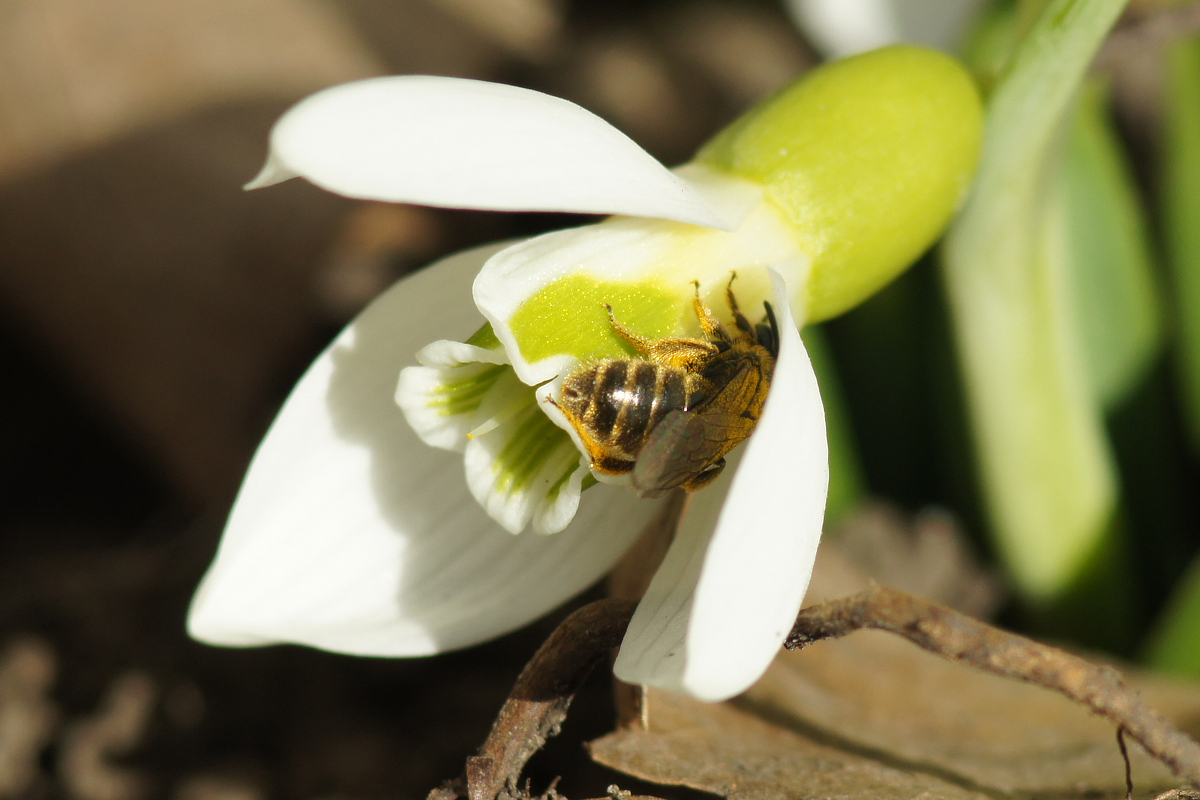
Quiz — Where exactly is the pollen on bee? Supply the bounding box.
[552,275,779,498]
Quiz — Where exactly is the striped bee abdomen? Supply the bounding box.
[559,359,690,462]
[555,277,776,493]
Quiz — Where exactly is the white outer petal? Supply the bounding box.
[248,75,731,229]
[613,270,829,701]
[188,242,662,656]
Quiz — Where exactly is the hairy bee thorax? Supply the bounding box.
[553,275,778,498]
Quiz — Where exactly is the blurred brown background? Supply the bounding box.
[0,2,812,799]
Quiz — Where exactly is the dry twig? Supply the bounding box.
[431,585,1200,800]
[785,583,1200,787]
[427,599,638,800]
[1153,789,1200,800]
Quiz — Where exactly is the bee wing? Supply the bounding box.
[630,408,743,499]
[631,357,767,499]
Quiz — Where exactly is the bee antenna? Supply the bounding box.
[763,301,779,332]
[761,301,780,357]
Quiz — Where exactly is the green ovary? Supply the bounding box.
[700,45,983,323]
[465,323,501,350]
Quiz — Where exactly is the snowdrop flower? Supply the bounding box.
[188,46,981,701]
[787,0,989,58]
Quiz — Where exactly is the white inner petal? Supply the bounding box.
[462,395,590,535]
[396,359,525,453]
[475,198,808,387]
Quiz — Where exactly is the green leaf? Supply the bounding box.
[1146,553,1200,675]
[1063,80,1161,410]
[1143,36,1200,674]
[801,325,865,528]
[941,0,1127,602]
[1164,37,1200,452]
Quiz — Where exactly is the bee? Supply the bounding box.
[551,274,778,499]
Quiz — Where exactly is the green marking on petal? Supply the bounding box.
[494,405,576,495]
[429,363,508,416]
[466,323,501,350]
[509,274,685,364]
[545,458,580,505]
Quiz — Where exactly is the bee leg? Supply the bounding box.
[603,303,658,353]
[691,280,733,344]
[724,273,756,339]
[682,457,726,492]
[607,301,719,369]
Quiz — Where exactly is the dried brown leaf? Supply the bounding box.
[593,542,1200,799]
[0,637,58,797]
[830,502,1003,619]
[60,671,156,800]
[423,0,563,61]
[0,0,385,505]
[662,2,812,109]
[0,0,380,184]
[737,546,1200,796]
[818,646,1200,796]
[589,689,991,800]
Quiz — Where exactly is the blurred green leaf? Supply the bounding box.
[1142,35,1200,674]
[1063,80,1161,410]
[941,0,1126,603]
[1146,551,1200,674]
[802,325,865,528]
[965,0,1019,95]
[1164,37,1200,452]
[967,5,1161,413]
